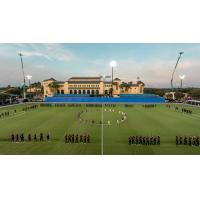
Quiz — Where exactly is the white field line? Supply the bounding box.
[101,104,104,155]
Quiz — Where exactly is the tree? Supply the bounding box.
[48,82,59,94]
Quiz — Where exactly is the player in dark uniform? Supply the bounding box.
[139,136,142,145]
[68,134,71,143]
[65,134,68,143]
[20,133,24,142]
[87,134,90,143]
[153,136,157,145]
[28,133,31,142]
[16,134,19,142]
[136,136,138,145]
[80,135,83,143]
[84,135,87,143]
[72,134,74,143]
[34,133,37,142]
[46,132,50,142]
[189,136,192,146]
[75,134,79,143]
[132,136,135,145]
[146,137,149,145]
[176,136,179,145]
[157,136,160,145]
[40,133,44,142]
[150,137,153,145]
[11,134,15,142]
[184,136,187,145]
[196,136,199,146]
[128,136,131,145]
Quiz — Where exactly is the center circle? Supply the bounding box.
[77,109,127,125]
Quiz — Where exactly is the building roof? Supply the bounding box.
[43,78,56,82]
[114,78,121,81]
[68,77,102,83]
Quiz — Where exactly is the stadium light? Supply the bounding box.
[179,74,186,89]
[26,74,32,93]
[171,52,184,93]
[109,60,117,96]
[18,53,26,99]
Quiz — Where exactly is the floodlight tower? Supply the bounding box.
[171,52,184,93]
[26,74,32,92]
[18,53,26,99]
[109,60,117,96]
[179,74,186,89]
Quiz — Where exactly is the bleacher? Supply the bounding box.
[45,94,165,103]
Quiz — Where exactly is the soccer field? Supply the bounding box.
[0,103,200,155]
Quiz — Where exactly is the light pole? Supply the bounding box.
[171,52,184,93]
[18,53,26,99]
[26,75,32,93]
[179,75,186,89]
[109,60,117,96]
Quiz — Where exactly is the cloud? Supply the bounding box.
[21,51,52,60]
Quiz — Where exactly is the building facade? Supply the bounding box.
[42,77,145,97]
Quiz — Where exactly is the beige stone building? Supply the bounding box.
[42,77,145,97]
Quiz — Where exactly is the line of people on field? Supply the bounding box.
[68,104,82,107]
[129,136,160,145]
[22,105,38,112]
[104,104,116,107]
[176,136,199,146]
[86,104,102,107]
[55,104,66,107]
[40,104,53,107]
[142,104,157,108]
[182,108,192,114]
[124,104,134,107]
[11,132,51,143]
[65,134,90,143]
[0,111,10,118]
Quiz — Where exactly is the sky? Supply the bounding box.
[0,43,200,88]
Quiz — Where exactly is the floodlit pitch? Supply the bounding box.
[0,103,200,155]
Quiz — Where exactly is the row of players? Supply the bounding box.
[142,104,157,108]
[65,134,90,143]
[22,105,38,111]
[11,132,51,142]
[129,136,160,145]
[176,136,200,146]
[0,111,10,118]
[174,107,193,114]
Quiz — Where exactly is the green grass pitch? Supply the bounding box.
[0,103,200,155]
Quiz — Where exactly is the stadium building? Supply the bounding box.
[43,77,145,97]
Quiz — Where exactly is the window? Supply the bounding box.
[96,90,99,95]
[57,90,60,94]
[83,90,86,94]
[91,90,95,95]
[74,90,77,94]
[61,90,64,94]
[78,90,81,94]
[87,90,90,94]
[70,90,73,94]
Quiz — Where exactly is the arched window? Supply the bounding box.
[74,90,77,94]
[91,90,95,95]
[96,90,99,95]
[70,90,73,94]
[87,90,90,94]
[105,90,108,94]
[83,90,86,94]
[78,90,81,94]
[61,90,64,94]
